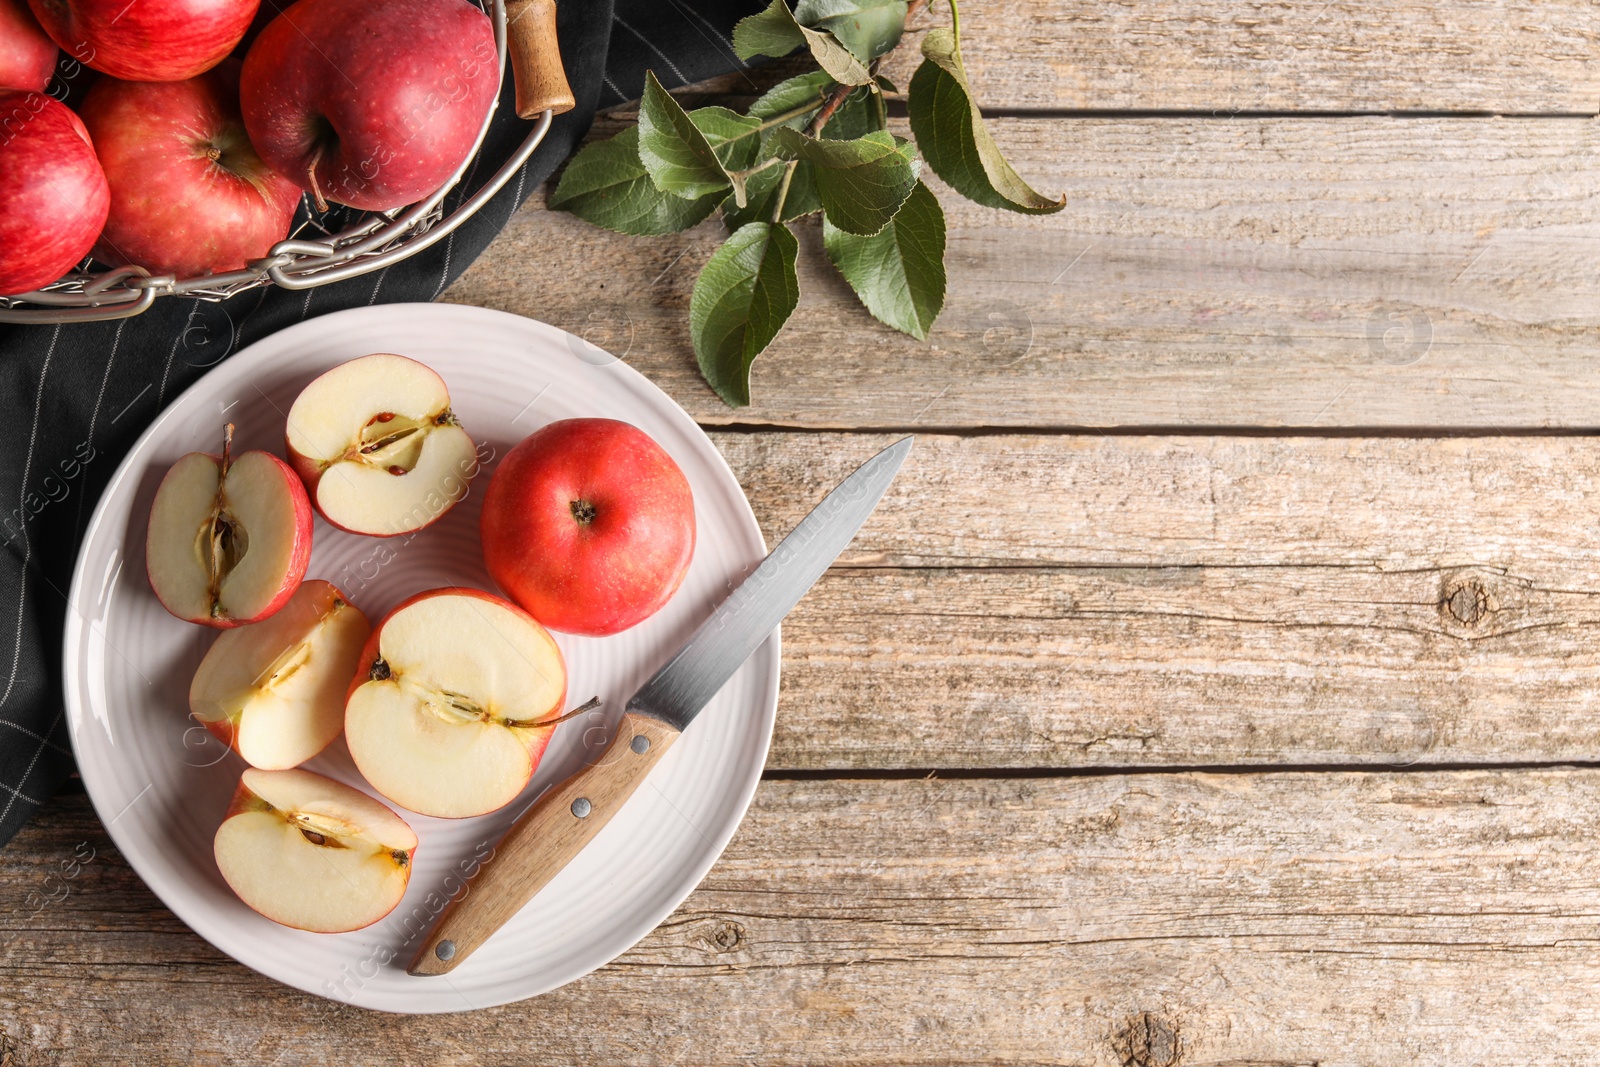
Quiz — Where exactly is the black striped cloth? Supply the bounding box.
[0,0,762,849]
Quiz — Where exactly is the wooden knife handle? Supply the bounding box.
[505,0,575,118]
[408,712,678,976]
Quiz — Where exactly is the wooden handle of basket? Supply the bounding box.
[506,0,575,118]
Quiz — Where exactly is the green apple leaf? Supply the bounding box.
[823,179,945,339]
[722,160,822,230]
[769,128,920,236]
[733,0,872,84]
[549,128,721,235]
[907,26,1066,214]
[794,0,906,64]
[732,0,806,60]
[691,222,801,407]
[638,71,763,201]
[748,70,834,127]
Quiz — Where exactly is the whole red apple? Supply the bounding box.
[240,0,498,212]
[0,0,56,92]
[0,92,107,296]
[481,419,697,637]
[27,0,257,81]
[79,65,301,278]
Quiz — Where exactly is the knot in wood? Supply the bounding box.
[1443,579,1491,626]
[1114,1011,1182,1067]
[709,919,744,953]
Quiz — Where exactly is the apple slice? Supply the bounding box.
[146,425,312,628]
[214,768,418,934]
[189,580,371,770]
[344,588,568,819]
[285,354,478,537]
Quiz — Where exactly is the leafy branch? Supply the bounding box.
[548,0,1064,407]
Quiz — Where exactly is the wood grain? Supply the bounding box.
[715,432,1600,770]
[448,116,1600,429]
[12,775,1600,1066]
[874,0,1600,114]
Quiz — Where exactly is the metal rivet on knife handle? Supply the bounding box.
[631,734,650,754]
[434,940,456,961]
[570,797,592,818]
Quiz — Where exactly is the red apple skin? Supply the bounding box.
[145,449,313,629]
[202,717,240,752]
[480,419,697,637]
[78,65,300,278]
[27,0,257,81]
[0,92,107,296]
[0,0,57,92]
[345,588,568,781]
[240,0,497,211]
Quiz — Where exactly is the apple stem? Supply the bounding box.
[513,695,602,730]
[306,153,329,213]
[220,423,234,480]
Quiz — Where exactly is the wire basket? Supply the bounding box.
[0,0,560,326]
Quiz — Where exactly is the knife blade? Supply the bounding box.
[408,436,912,976]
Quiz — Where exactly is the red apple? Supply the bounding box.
[27,0,257,81]
[77,65,300,278]
[146,426,313,629]
[344,588,568,819]
[240,0,498,212]
[0,0,57,92]
[480,419,696,637]
[0,91,107,296]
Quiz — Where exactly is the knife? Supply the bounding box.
[408,436,913,976]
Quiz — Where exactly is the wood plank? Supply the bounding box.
[448,116,1600,429]
[718,432,1600,769]
[11,774,1600,1065]
[876,0,1600,115]
[677,1,1600,115]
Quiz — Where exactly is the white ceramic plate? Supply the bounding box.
[62,303,777,1014]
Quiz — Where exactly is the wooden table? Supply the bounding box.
[7,3,1600,1063]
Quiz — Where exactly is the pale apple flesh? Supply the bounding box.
[189,579,371,769]
[145,433,312,627]
[214,767,417,934]
[345,589,567,819]
[285,353,478,537]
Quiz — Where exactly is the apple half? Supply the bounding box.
[285,354,478,537]
[344,588,568,819]
[214,768,418,934]
[146,426,312,628]
[189,579,371,770]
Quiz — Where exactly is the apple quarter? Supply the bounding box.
[285,353,479,537]
[189,579,371,770]
[214,768,418,934]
